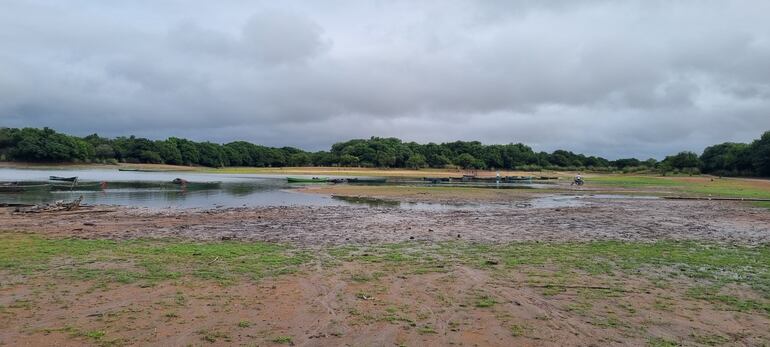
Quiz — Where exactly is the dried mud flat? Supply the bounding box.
[2,197,769,245]
[3,263,769,347]
[2,196,770,346]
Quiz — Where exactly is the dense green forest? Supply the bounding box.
[0,127,769,176]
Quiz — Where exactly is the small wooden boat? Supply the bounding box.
[50,182,103,191]
[49,176,78,182]
[171,180,222,190]
[0,182,51,193]
[471,177,500,182]
[287,177,328,183]
[346,178,387,184]
[424,177,451,183]
[118,168,163,172]
[505,176,534,181]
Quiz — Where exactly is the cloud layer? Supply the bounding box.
[1,0,769,159]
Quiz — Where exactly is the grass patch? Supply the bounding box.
[590,175,770,199]
[474,295,497,308]
[589,175,688,188]
[417,325,437,334]
[84,330,106,340]
[686,286,770,314]
[647,337,679,347]
[510,324,526,337]
[690,333,730,346]
[198,329,230,343]
[0,233,309,285]
[328,240,770,305]
[271,335,293,344]
[3,233,769,313]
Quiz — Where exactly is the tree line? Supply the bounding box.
[0,127,768,176]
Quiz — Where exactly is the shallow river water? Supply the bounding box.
[0,168,652,209]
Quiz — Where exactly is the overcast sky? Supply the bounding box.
[1,0,769,159]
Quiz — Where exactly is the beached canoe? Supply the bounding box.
[49,176,78,182]
[287,177,328,183]
[346,178,387,184]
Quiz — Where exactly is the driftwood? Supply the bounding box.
[65,195,83,211]
[0,203,35,207]
[13,196,94,214]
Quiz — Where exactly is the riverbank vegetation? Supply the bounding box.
[1,127,769,176]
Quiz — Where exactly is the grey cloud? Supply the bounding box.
[1,0,770,159]
[242,10,328,64]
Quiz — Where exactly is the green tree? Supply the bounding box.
[405,154,427,169]
[339,154,359,167]
[455,153,483,169]
[750,131,770,176]
[288,152,311,166]
[662,151,702,172]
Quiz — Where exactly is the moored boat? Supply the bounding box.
[505,176,534,181]
[118,168,164,172]
[50,182,104,191]
[346,178,387,184]
[170,180,222,190]
[287,177,328,183]
[0,182,51,193]
[423,177,451,183]
[49,176,78,182]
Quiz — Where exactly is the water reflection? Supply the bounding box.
[331,195,400,208]
[0,168,595,210]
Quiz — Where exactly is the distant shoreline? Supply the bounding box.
[0,162,573,178]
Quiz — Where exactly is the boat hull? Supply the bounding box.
[49,176,78,182]
[287,177,328,183]
[346,178,387,184]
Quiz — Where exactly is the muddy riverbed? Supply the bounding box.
[3,193,770,346]
[3,197,769,245]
